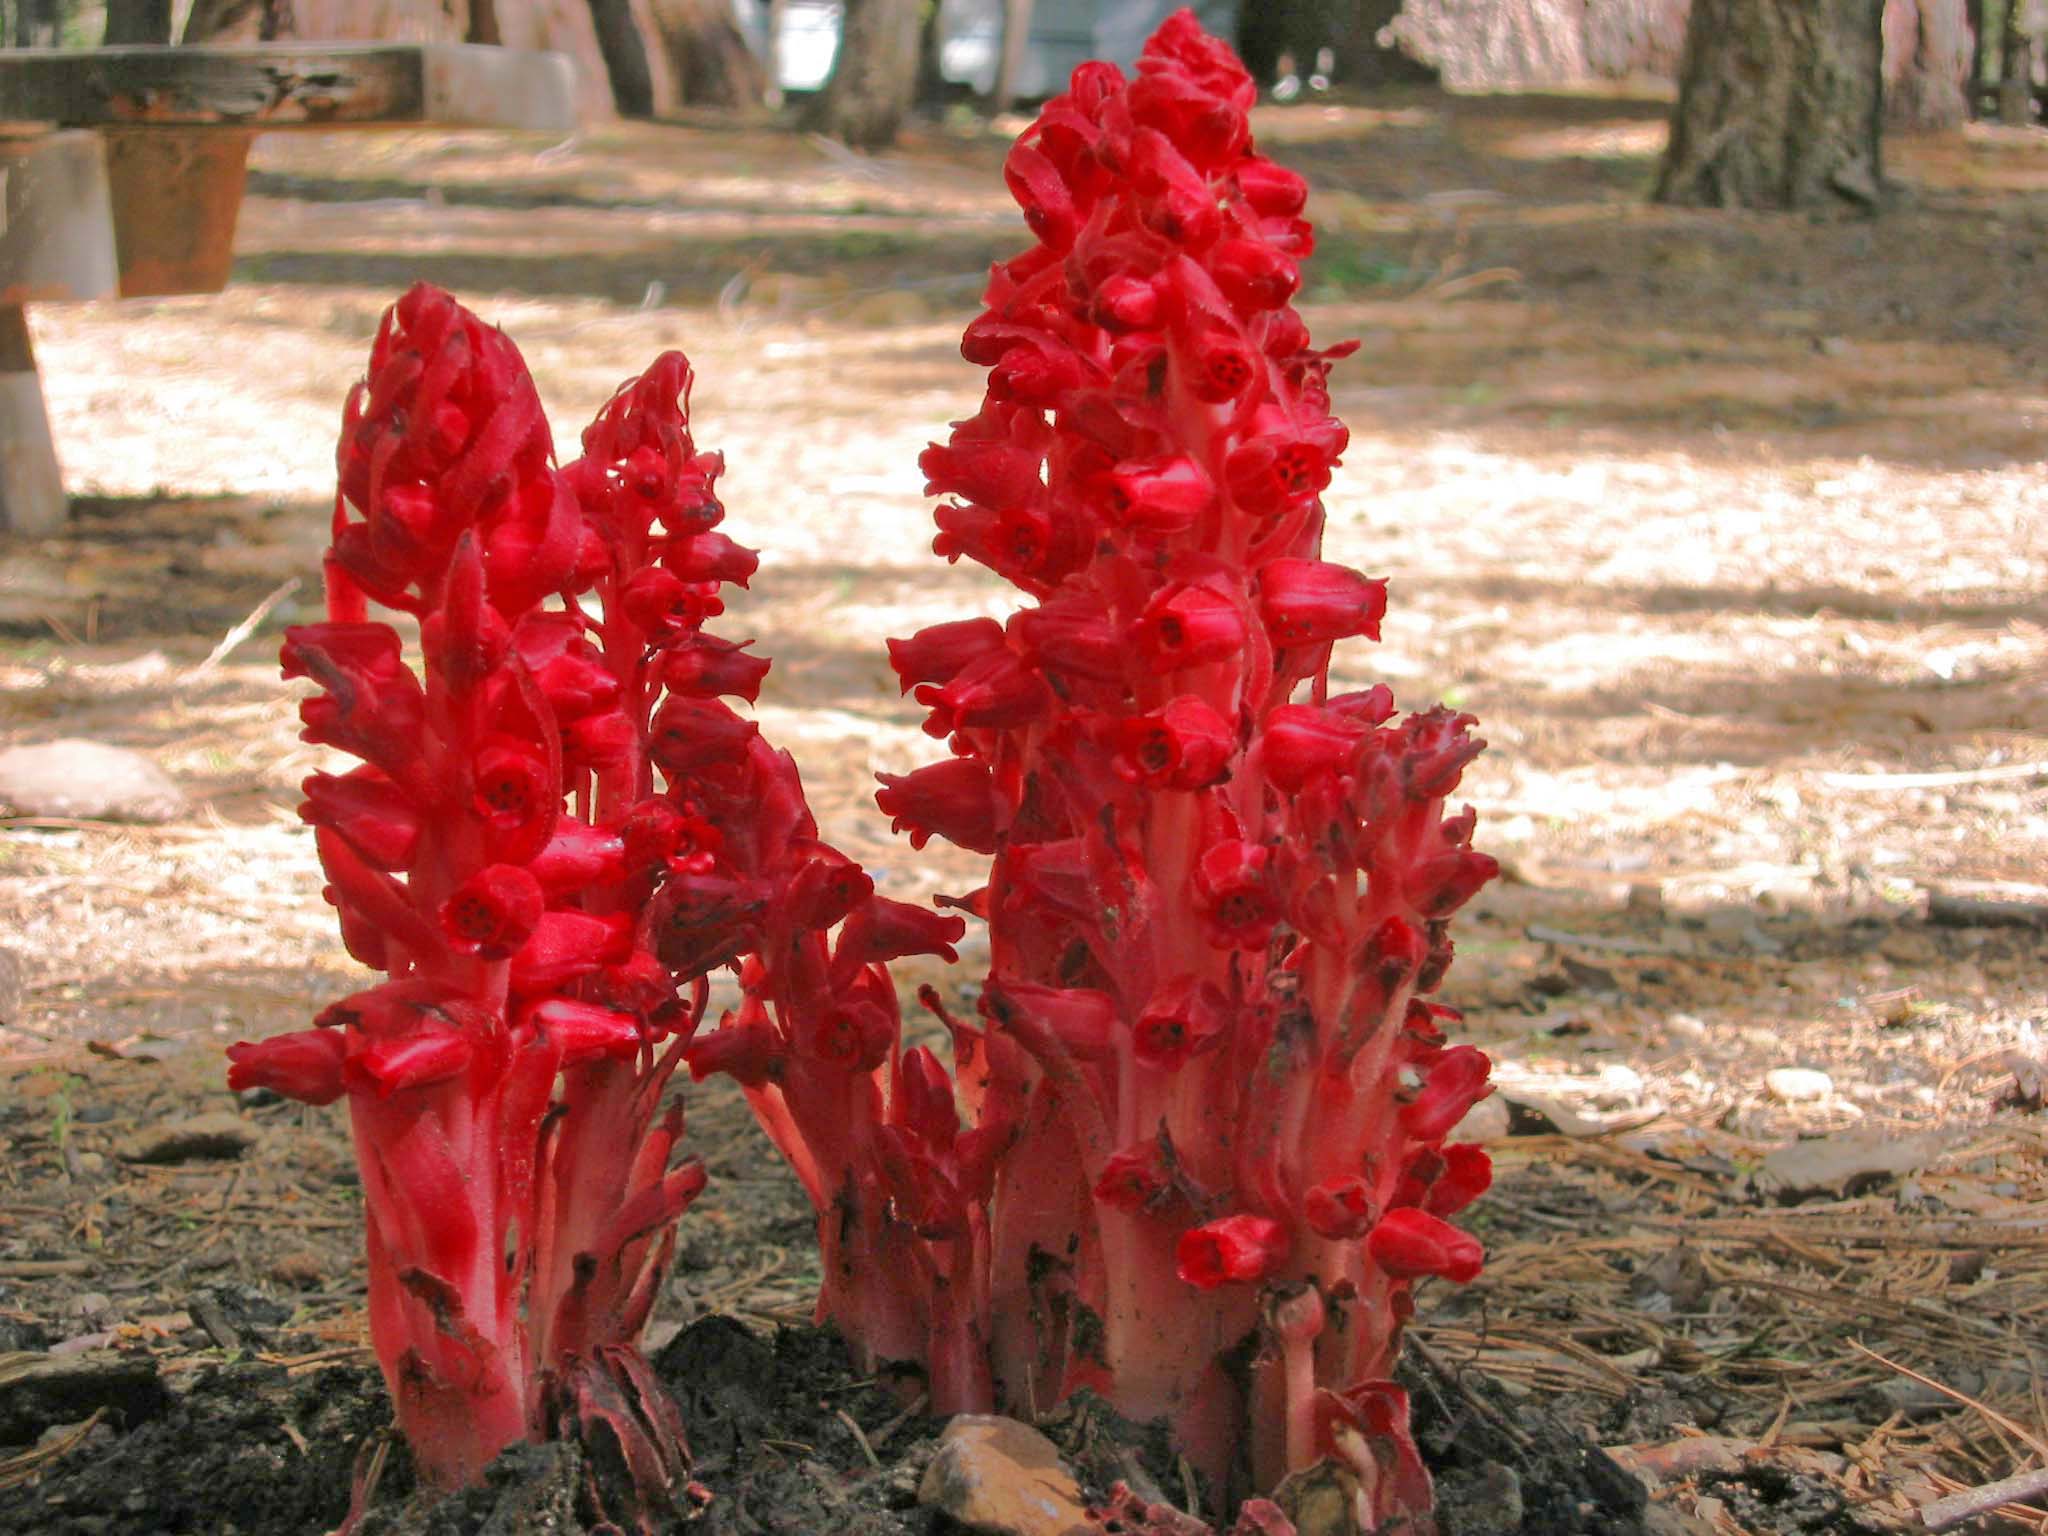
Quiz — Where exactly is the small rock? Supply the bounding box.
[63,1291,112,1321]
[0,739,186,824]
[1451,1095,1511,1144]
[65,1148,105,1178]
[1664,1012,1708,1042]
[918,1415,1093,1536]
[1589,1064,1646,1110]
[268,1250,325,1290]
[1754,1129,1945,1203]
[116,1111,257,1164]
[1764,1067,1833,1104]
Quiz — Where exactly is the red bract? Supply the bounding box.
[880,11,1496,1526]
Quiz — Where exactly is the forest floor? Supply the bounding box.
[0,87,2045,1536]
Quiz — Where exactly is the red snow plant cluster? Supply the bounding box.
[232,12,1496,1532]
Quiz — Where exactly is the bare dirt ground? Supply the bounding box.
[0,92,2045,1534]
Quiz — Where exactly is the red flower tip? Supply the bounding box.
[876,758,1004,855]
[524,998,643,1066]
[1133,975,1230,1070]
[471,740,554,835]
[660,635,773,703]
[665,530,759,586]
[1107,454,1215,535]
[616,566,694,634]
[982,980,1120,1060]
[886,617,1008,694]
[1258,704,1367,793]
[836,896,967,970]
[1424,1144,1493,1219]
[649,696,760,777]
[782,842,876,931]
[439,864,545,959]
[300,769,420,872]
[1136,582,1246,669]
[226,1029,348,1106]
[1397,1044,1493,1142]
[1177,1213,1288,1291]
[797,1000,895,1070]
[1224,433,1335,518]
[915,648,1049,737]
[1093,1140,1173,1214]
[1257,559,1388,647]
[683,1015,784,1087]
[1367,1206,1483,1284]
[1405,848,1500,919]
[1113,696,1236,791]
[1195,839,1278,950]
[1303,1176,1379,1240]
[1210,238,1300,312]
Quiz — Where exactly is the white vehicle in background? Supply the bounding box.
[732,0,1240,99]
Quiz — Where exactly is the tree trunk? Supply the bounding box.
[1890,0,1973,128]
[763,0,790,108]
[588,0,657,117]
[466,0,501,47]
[1999,0,2036,122]
[180,0,291,43]
[808,0,922,149]
[1655,0,1886,211]
[104,0,173,44]
[992,0,1035,112]
[647,0,765,108]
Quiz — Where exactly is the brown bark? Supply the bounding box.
[647,0,766,108]
[808,0,921,149]
[588,0,657,117]
[1655,0,1886,211]
[1888,0,1973,128]
[1999,0,2037,122]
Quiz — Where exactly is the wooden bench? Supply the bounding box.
[0,42,578,534]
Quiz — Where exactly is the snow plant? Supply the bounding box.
[227,286,956,1495]
[875,11,1500,1523]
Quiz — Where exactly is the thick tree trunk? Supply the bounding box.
[104,0,173,44]
[1889,0,1973,128]
[808,0,921,149]
[648,0,765,108]
[1999,0,2037,122]
[1655,0,1886,211]
[588,0,657,117]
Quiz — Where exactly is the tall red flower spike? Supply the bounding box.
[882,11,1497,1526]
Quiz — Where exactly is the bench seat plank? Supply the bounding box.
[0,43,576,133]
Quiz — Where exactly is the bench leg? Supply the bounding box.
[0,307,67,537]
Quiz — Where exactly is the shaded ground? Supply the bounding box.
[0,91,2045,1534]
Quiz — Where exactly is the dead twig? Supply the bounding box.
[187,577,301,680]
[1821,761,2048,790]
[1923,1466,2048,1532]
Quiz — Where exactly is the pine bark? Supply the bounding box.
[808,0,922,149]
[1655,0,1886,210]
[648,0,766,108]
[587,0,657,117]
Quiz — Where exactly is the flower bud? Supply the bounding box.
[1135,583,1246,668]
[1397,1045,1492,1142]
[886,618,1008,694]
[440,864,545,959]
[876,758,1004,854]
[1367,1207,1483,1284]
[1304,1176,1378,1240]
[1177,1213,1288,1290]
[1257,559,1388,646]
[1195,839,1278,950]
[1113,697,1235,790]
[226,1028,348,1106]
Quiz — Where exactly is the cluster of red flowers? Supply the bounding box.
[236,11,1499,1530]
[228,287,958,1494]
[879,11,1497,1521]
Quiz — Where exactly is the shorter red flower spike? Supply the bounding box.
[1177,1213,1288,1291]
[440,864,545,959]
[1368,1207,1484,1284]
